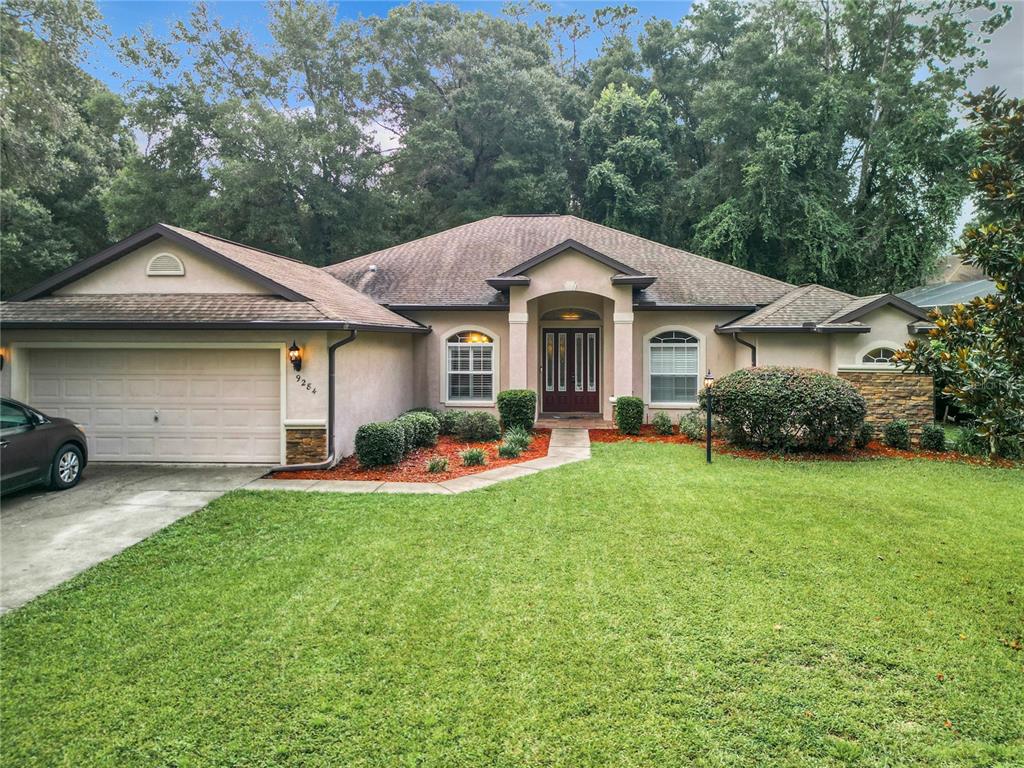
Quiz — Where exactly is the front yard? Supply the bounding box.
[2,443,1021,766]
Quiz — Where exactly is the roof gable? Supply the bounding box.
[497,239,646,278]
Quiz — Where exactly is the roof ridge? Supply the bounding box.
[161,224,306,264]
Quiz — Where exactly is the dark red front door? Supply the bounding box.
[542,328,600,413]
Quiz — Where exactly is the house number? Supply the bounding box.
[294,373,318,395]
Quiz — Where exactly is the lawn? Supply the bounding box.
[2,443,1022,767]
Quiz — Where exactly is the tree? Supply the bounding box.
[896,89,1024,459]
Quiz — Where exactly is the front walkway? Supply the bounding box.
[244,428,592,495]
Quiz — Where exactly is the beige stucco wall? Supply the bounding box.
[831,306,916,371]
[754,333,832,371]
[55,238,270,295]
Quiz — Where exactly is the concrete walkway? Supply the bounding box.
[244,428,592,495]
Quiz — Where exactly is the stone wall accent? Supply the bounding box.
[838,370,934,432]
[285,427,327,464]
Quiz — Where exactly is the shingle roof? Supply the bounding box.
[898,279,996,309]
[323,215,794,307]
[716,284,861,330]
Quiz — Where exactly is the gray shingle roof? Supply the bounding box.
[716,285,863,330]
[323,215,794,307]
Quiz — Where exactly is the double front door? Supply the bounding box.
[542,328,600,413]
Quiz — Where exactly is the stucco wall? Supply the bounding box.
[54,238,270,295]
[831,306,916,371]
[754,333,832,370]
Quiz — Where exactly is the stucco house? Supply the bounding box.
[0,215,933,466]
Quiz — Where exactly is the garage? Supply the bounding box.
[25,347,282,463]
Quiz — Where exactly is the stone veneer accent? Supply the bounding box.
[838,371,934,432]
[285,427,327,464]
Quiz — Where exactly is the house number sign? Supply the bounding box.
[294,373,318,395]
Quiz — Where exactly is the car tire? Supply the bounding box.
[50,444,83,490]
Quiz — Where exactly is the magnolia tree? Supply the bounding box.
[895,89,1024,458]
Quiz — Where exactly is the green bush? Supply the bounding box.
[497,442,521,458]
[503,425,532,451]
[615,396,644,435]
[678,411,705,441]
[651,411,674,435]
[920,423,947,452]
[425,456,449,473]
[397,411,439,448]
[497,389,536,430]
[883,419,912,450]
[951,423,1022,459]
[437,409,468,435]
[393,414,418,453]
[456,411,501,442]
[460,448,486,466]
[354,421,406,467]
[701,367,866,452]
[854,422,875,449]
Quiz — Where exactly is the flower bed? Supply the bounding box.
[273,429,551,483]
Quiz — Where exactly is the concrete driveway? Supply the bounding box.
[1,463,267,613]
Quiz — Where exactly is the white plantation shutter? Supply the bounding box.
[649,332,699,404]
[447,331,495,401]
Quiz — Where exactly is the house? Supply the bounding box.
[0,215,934,466]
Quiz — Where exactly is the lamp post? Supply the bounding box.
[704,368,715,464]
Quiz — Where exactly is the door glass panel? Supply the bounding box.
[587,333,597,391]
[545,333,554,392]
[558,333,567,391]
[574,333,583,392]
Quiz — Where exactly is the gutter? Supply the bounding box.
[734,333,757,366]
[270,330,358,473]
[0,320,429,333]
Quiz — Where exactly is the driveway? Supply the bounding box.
[1,463,267,613]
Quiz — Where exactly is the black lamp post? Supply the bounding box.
[704,368,715,464]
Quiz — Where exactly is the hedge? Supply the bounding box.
[355,421,405,467]
[615,396,644,435]
[920,423,947,452]
[883,419,911,450]
[456,411,501,442]
[497,389,536,430]
[437,409,468,435]
[397,411,440,448]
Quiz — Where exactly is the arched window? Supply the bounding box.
[446,330,495,402]
[649,331,699,404]
[146,252,185,276]
[861,347,897,365]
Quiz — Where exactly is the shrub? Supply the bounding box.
[503,425,532,451]
[952,423,1023,459]
[456,411,501,442]
[854,422,875,449]
[883,419,912,450]
[425,456,449,473]
[460,448,486,466]
[393,414,418,454]
[678,411,705,441]
[651,411,674,435]
[701,367,866,452]
[615,396,644,435]
[354,421,405,467]
[497,389,536,430]
[437,409,468,435]
[397,411,439,448]
[920,423,947,452]
[497,441,521,458]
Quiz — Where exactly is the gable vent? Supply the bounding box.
[146,252,185,276]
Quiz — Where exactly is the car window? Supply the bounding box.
[1,401,33,430]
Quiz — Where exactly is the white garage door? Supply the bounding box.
[27,348,281,463]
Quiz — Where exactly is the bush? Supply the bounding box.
[503,425,532,451]
[425,456,449,473]
[651,411,673,435]
[437,409,468,435]
[615,396,644,435]
[497,389,536,430]
[854,422,875,449]
[397,411,439,449]
[883,419,912,450]
[678,411,706,441]
[354,421,405,467]
[920,423,947,452]
[951,423,1023,460]
[460,448,486,466]
[701,367,866,452]
[497,441,521,458]
[456,411,501,442]
[393,414,418,453]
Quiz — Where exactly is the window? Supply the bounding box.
[1,401,32,430]
[446,331,495,402]
[146,253,185,276]
[861,347,897,365]
[649,331,699,404]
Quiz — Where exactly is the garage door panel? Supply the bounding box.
[94,408,123,427]
[95,379,124,397]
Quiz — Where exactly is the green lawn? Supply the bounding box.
[2,444,1022,767]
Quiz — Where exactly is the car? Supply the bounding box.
[1,398,88,495]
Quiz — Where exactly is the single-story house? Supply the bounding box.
[0,215,934,466]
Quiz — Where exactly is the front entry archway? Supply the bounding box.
[542,328,600,413]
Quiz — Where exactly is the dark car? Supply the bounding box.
[1,398,88,495]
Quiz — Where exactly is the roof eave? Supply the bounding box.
[485,277,531,289]
[715,324,870,334]
[611,275,657,288]
[832,293,930,324]
[0,319,429,333]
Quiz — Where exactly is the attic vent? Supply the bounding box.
[146,252,185,276]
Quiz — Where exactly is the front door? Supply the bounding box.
[542,328,600,413]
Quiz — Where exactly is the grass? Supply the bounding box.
[2,443,1022,767]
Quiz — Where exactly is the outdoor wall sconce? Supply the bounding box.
[703,369,715,464]
[288,341,302,372]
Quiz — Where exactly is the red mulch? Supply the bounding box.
[588,429,1022,469]
[273,429,551,483]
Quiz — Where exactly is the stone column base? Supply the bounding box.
[838,370,934,433]
[285,427,327,464]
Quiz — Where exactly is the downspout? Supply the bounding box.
[735,333,757,367]
[271,329,358,472]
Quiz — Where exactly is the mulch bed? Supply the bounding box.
[273,429,551,483]
[588,428,1021,469]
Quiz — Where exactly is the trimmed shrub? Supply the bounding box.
[397,411,440,448]
[393,414,418,453]
[497,389,536,430]
[460,448,486,466]
[615,396,644,435]
[678,411,705,441]
[503,425,532,451]
[426,456,449,473]
[437,409,468,435]
[456,411,501,442]
[651,411,674,435]
[355,421,405,467]
[920,423,947,452]
[883,419,912,450]
[497,441,521,458]
[701,366,866,452]
[854,422,875,449]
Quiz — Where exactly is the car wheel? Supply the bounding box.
[50,444,83,490]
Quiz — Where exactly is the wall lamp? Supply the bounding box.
[288,340,302,372]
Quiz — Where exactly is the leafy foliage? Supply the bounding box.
[614,396,644,435]
[396,411,440,449]
[854,422,875,450]
[355,421,406,467]
[459,447,486,466]
[678,411,706,441]
[502,425,533,452]
[920,423,947,452]
[455,411,501,442]
[497,441,522,459]
[496,389,537,430]
[651,411,673,435]
[882,420,912,450]
[425,456,449,473]
[437,409,469,436]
